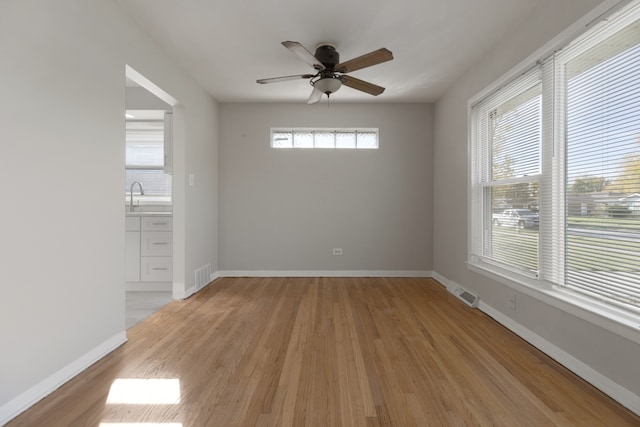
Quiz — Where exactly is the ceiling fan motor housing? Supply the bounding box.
[314,44,339,70]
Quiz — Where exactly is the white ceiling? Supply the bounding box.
[117,0,544,104]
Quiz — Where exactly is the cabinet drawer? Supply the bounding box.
[141,257,172,282]
[125,216,140,231]
[141,216,172,231]
[141,231,173,256]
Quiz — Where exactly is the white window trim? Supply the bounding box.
[270,127,379,149]
[467,0,640,345]
[468,0,632,105]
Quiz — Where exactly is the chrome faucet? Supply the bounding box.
[129,181,144,212]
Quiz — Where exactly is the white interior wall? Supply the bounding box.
[433,0,640,408]
[219,103,433,273]
[182,99,218,295]
[0,0,217,420]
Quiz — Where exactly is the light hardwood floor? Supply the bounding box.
[8,277,640,426]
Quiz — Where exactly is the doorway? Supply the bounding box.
[124,66,182,327]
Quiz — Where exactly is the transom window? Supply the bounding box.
[271,128,378,149]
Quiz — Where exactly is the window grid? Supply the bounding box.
[271,128,379,149]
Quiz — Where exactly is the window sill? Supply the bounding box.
[467,260,640,345]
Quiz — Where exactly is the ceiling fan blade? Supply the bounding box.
[307,88,324,104]
[340,75,385,96]
[335,48,393,73]
[257,74,315,84]
[282,41,325,71]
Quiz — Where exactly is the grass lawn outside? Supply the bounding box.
[568,215,640,230]
[490,221,640,307]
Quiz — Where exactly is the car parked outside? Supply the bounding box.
[492,209,539,230]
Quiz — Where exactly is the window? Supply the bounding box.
[470,1,640,320]
[271,128,378,149]
[126,120,172,197]
[471,70,542,275]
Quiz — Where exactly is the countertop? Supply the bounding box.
[126,211,172,217]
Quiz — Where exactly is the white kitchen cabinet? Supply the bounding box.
[125,214,172,285]
[141,216,172,231]
[125,231,141,282]
[141,257,172,281]
[125,217,141,282]
[125,216,141,231]
[141,231,173,257]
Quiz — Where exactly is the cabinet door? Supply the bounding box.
[125,231,140,282]
[141,231,173,256]
[141,257,172,282]
[125,216,140,231]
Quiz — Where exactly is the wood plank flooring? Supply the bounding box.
[8,277,640,426]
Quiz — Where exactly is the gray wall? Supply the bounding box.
[219,103,433,272]
[0,0,218,416]
[433,0,640,401]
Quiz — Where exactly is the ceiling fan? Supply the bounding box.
[257,41,393,104]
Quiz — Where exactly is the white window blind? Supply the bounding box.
[126,120,172,196]
[470,0,640,316]
[471,69,542,275]
[559,10,640,309]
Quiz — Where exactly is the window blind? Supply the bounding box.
[126,120,172,196]
[559,12,640,309]
[470,0,640,316]
[471,68,542,275]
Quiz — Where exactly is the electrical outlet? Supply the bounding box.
[508,291,517,311]
[332,248,343,256]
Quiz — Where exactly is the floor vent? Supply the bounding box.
[195,264,212,290]
[455,287,479,308]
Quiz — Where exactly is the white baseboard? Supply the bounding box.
[432,272,458,293]
[216,270,433,278]
[172,285,184,300]
[173,284,202,300]
[434,272,640,417]
[126,282,172,291]
[0,332,127,425]
[479,301,640,416]
[174,273,221,300]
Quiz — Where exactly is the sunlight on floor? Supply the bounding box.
[106,379,181,404]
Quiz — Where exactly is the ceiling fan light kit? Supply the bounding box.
[312,76,342,95]
[257,41,393,104]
